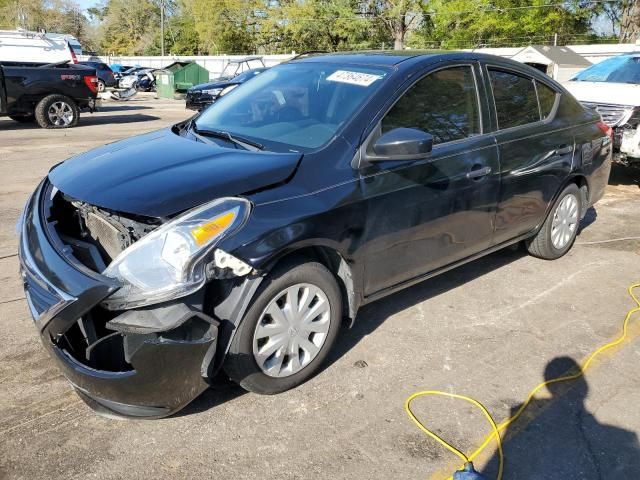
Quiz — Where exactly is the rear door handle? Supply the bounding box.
[554,145,574,156]
[466,165,492,180]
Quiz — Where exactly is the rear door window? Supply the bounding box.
[536,81,557,119]
[489,69,540,129]
[382,65,481,145]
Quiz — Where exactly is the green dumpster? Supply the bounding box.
[156,61,210,99]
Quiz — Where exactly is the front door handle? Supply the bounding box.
[466,165,492,180]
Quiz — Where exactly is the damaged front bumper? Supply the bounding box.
[18,181,218,418]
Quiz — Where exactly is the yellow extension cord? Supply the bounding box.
[405,283,640,480]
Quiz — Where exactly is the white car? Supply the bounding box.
[563,53,640,162]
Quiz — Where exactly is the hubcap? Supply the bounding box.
[48,101,74,126]
[551,194,579,249]
[252,283,331,378]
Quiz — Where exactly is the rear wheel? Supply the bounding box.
[9,114,35,123]
[527,183,581,260]
[224,260,342,394]
[97,79,106,92]
[35,94,79,129]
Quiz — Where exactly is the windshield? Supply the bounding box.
[572,55,640,84]
[195,62,389,151]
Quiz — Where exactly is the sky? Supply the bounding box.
[75,0,100,11]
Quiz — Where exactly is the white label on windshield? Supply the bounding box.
[326,70,382,87]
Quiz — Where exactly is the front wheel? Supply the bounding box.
[527,183,581,260]
[97,79,106,92]
[224,260,342,394]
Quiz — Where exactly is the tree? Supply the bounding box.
[274,0,370,52]
[98,0,160,55]
[619,0,640,43]
[365,0,424,50]
[187,0,263,54]
[409,0,598,49]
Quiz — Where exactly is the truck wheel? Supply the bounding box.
[9,114,35,123]
[224,260,342,394]
[526,183,581,260]
[35,95,79,129]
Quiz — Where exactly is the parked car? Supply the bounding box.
[186,67,266,111]
[563,53,640,163]
[0,29,81,64]
[1,60,98,128]
[118,68,155,91]
[214,56,265,81]
[18,52,612,418]
[79,61,116,92]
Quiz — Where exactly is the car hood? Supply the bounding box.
[48,128,302,218]
[563,80,640,106]
[190,79,235,92]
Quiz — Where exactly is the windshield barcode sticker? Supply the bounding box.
[326,70,382,87]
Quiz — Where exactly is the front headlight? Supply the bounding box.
[202,88,223,96]
[101,197,251,310]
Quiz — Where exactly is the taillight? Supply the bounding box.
[68,45,78,64]
[597,121,613,140]
[84,75,98,94]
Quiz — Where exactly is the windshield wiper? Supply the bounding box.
[192,125,264,151]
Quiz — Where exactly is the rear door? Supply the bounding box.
[485,65,574,245]
[359,63,501,296]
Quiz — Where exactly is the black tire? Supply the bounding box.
[9,114,35,123]
[224,260,342,394]
[35,94,79,129]
[527,183,581,260]
[97,79,106,92]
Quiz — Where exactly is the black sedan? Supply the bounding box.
[18,51,612,418]
[78,61,116,92]
[185,68,266,111]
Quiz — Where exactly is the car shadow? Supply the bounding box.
[608,161,640,187]
[0,113,160,130]
[327,246,527,368]
[173,373,247,418]
[97,105,153,112]
[80,114,160,126]
[578,207,597,233]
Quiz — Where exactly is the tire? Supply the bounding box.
[35,94,79,129]
[224,260,342,394]
[97,79,106,92]
[527,183,581,260]
[9,114,35,123]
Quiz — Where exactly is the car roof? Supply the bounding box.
[289,50,514,67]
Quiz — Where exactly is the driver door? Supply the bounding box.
[359,64,500,296]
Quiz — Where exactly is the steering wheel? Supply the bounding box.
[276,106,304,122]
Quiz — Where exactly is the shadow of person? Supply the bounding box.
[482,356,640,479]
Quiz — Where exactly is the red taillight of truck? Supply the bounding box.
[84,75,99,94]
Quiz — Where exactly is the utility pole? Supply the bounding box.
[160,0,165,57]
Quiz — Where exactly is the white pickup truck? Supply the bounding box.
[563,53,640,163]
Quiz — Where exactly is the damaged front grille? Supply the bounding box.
[49,193,161,272]
[57,307,133,372]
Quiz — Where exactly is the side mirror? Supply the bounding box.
[369,128,433,161]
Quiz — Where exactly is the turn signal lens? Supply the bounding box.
[191,211,236,246]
